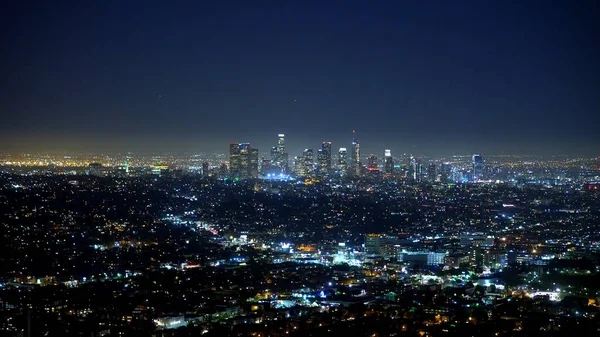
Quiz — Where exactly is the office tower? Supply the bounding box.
[351,135,360,175]
[302,149,314,177]
[229,143,242,178]
[249,148,259,179]
[261,158,271,176]
[427,163,436,181]
[408,157,422,181]
[239,143,250,179]
[408,155,417,180]
[88,163,103,177]
[218,163,228,179]
[384,149,393,174]
[440,163,451,182]
[293,156,303,177]
[472,154,484,181]
[278,133,285,154]
[229,142,259,179]
[365,234,381,254]
[317,149,325,176]
[270,146,279,166]
[367,154,379,171]
[338,148,348,174]
[202,162,209,178]
[271,133,288,172]
[317,141,332,176]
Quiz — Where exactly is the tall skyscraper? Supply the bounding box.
[408,155,421,181]
[262,157,278,177]
[408,155,416,180]
[338,148,348,174]
[293,156,303,177]
[202,162,209,178]
[249,148,259,179]
[427,163,437,181]
[317,149,325,176]
[278,133,285,154]
[229,142,259,179]
[367,154,379,171]
[472,154,484,181]
[317,141,332,176]
[351,133,360,175]
[270,146,278,164]
[302,149,314,177]
[384,149,393,174]
[218,163,228,179]
[440,163,452,182]
[229,142,242,178]
[271,134,289,173]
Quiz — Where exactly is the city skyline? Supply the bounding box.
[2,1,599,155]
[3,2,600,336]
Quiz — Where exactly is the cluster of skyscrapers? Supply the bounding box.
[227,133,485,181]
[229,143,259,180]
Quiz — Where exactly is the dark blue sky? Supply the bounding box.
[2,1,598,156]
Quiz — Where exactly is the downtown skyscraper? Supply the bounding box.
[351,134,361,175]
[338,148,348,175]
[367,154,379,171]
[384,149,394,174]
[295,148,314,177]
[270,134,289,173]
[229,142,259,179]
[472,154,484,181]
[317,141,332,176]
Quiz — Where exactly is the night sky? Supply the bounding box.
[2,1,599,156]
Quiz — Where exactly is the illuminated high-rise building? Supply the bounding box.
[239,143,251,179]
[249,148,259,179]
[270,146,278,163]
[351,133,360,175]
[229,142,259,179]
[440,163,451,182]
[317,149,325,176]
[408,155,421,181]
[230,143,242,178]
[293,156,302,176]
[302,148,314,177]
[365,234,381,254]
[218,163,228,179]
[317,141,332,176]
[202,162,209,178]
[383,149,393,174]
[427,163,437,181]
[472,154,484,181]
[278,133,285,152]
[271,134,288,172]
[338,148,348,174]
[408,155,415,180]
[367,154,379,171]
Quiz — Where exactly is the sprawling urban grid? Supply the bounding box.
[1,134,599,337]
